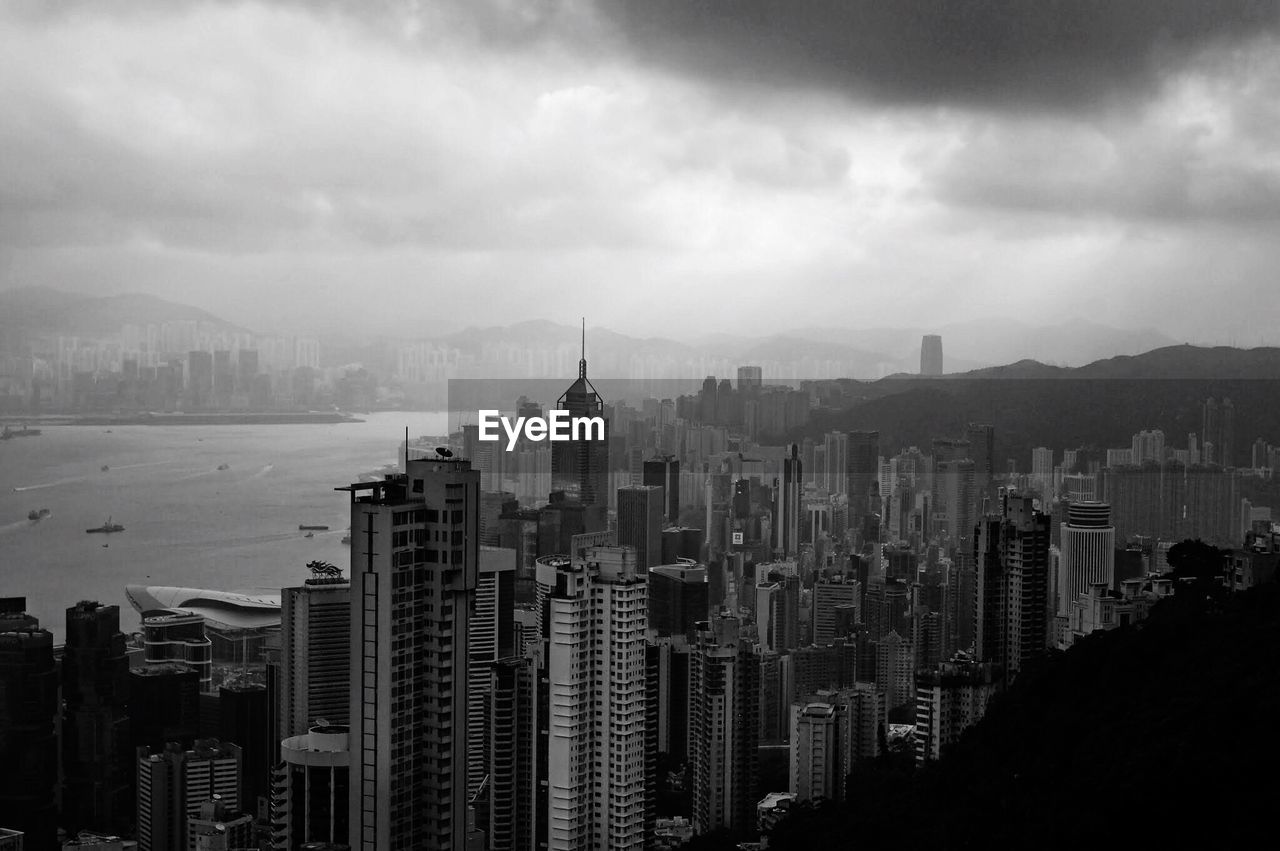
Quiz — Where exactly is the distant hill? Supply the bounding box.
[804,345,1280,467]
[0,286,247,342]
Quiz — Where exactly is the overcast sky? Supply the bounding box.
[2,0,1279,342]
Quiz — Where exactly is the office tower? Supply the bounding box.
[1057,502,1116,617]
[129,664,201,753]
[1031,447,1054,495]
[1131,430,1165,465]
[737,366,763,395]
[920,335,943,376]
[219,683,270,813]
[618,485,665,568]
[823,432,848,495]
[467,547,517,810]
[272,725,351,850]
[773,444,802,558]
[846,432,880,529]
[914,657,1002,764]
[965,423,995,503]
[832,683,884,764]
[811,579,859,647]
[279,572,351,745]
[188,796,253,849]
[1202,396,1235,466]
[480,492,519,546]
[62,601,133,836]
[484,657,539,851]
[974,495,1051,680]
[536,545,648,850]
[643,456,681,525]
[660,526,704,564]
[649,564,709,638]
[142,612,213,693]
[648,638,692,764]
[0,609,57,851]
[790,703,838,803]
[236,348,259,394]
[551,334,610,511]
[136,740,243,851]
[936,459,976,544]
[689,614,760,835]
[341,455,480,851]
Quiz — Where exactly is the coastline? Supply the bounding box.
[4,412,365,426]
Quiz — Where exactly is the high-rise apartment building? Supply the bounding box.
[536,546,649,850]
[136,739,243,851]
[618,485,665,569]
[1057,502,1116,618]
[689,614,759,836]
[811,579,859,647]
[920,335,943,376]
[467,547,517,809]
[790,703,838,804]
[62,601,133,836]
[974,494,1050,680]
[279,572,351,745]
[914,656,1002,764]
[341,455,480,851]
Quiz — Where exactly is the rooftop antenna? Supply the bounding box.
[579,317,587,379]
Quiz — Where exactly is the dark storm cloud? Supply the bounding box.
[596,0,1280,110]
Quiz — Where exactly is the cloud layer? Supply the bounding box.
[1,0,1278,344]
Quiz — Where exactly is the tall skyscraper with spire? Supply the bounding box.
[551,322,610,515]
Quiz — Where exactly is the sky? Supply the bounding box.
[2,0,1279,343]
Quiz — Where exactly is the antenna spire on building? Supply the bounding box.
[579,317,587,379]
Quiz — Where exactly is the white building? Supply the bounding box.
[1058,502,1116,618]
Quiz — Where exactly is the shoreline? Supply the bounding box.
[3,412,365,426]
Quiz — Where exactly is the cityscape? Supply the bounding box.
[4,1,1280,850]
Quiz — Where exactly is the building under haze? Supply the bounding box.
[920,335,943,376]
[340,455,480,851]
[550,335,610,513]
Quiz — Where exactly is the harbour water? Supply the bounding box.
[0,411,446,641]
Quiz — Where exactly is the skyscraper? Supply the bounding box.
[643,456,680,525]
[689,613,759,836]
[467,547,517,812]
[62,601,132,836]
[790,703,838,804]
[914,657,1002,764]
[279,571,351,745]
[649,564,709,638]
[773,444,802,558]
[812,579,859,647]
[1057,502,1116,617]
[846,431,880,531]
[920,335,943,376]
[0,603,57,851]
[136,739,243,851]
[272,724,351,850]
[536,545,649,850]
[617,485,665,569]
[341,455,480,851]
[974,494,1050,680]
[551,331,610,513]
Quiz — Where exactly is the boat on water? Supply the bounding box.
[101,465,110,472]
[86,518,125,534]
[299,524,330,531]
[27,508,50,521]
[341,534,351,545]
[217,463,230,471]
[304,531,315,538]
[1,425,42,440]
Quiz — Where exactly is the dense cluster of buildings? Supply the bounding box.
[2,337,1277,850]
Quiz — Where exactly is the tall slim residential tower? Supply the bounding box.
[643,456,681,525]
[279,570,351,744]
[617,485,665,569]
[340,455,480,851]
[551,329,610,513]
[136,739,242,851]
[773,444,802,559]
[62,601,132,836]
[536,546,649,850]
[689,613,760,836]
[1057,503,1116,617]
[466,547,517,808]
[974,494,1051,680]
[920,335,943,376]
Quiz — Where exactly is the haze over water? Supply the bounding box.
[0,412,446,642]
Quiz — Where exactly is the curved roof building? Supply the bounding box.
[124,585,282,632]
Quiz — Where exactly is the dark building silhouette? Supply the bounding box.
[62,601,132,836]
[0,603,58,851]
[642,456,680,525]
[550,334,610,515]
[128,663,201,754]
[846,431,880,531]
[649,564,709,637]
[220,682,270,812]
[618,485,665,568]
[974,494,1050,680]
